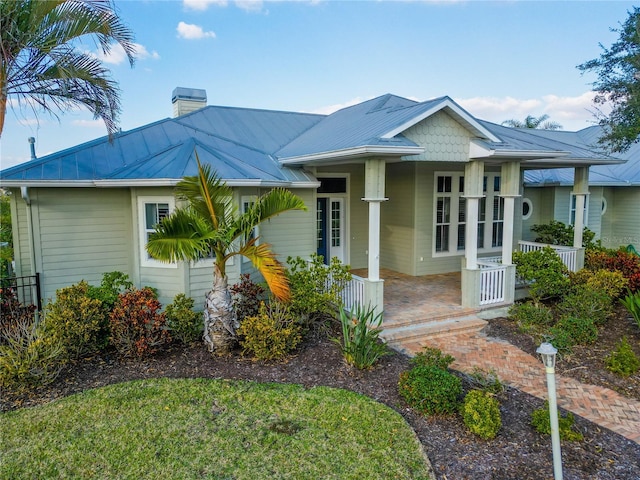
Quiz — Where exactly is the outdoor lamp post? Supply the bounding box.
[536,342,563,480]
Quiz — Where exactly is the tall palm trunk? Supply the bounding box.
[203,264,238,354]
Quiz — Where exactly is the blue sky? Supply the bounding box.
[0,0,635,169]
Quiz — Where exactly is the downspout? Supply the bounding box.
[21,185,40,321]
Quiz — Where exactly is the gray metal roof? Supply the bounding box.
[523,126,640,186]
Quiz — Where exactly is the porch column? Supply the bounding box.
[461,160,484,308]
[363,158,387,315]
[572,166,590,270]
[500,161,521,305]
[500,161,521,265]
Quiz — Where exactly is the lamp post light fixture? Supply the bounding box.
[536,342,563,480]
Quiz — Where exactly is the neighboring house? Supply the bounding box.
[0,88,625,314]
[521,126,640,250]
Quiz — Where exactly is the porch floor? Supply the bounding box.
[350,269,478,328]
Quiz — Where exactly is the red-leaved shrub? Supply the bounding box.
[109,287,170,357]
[586,249,640,293]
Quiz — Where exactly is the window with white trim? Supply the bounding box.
[522,198,533,220]
[241,195,258,263]
[569,194,589,226]
[433,172,503,255]
[138,196,176,268]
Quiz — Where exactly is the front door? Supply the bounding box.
[316,197,345,264]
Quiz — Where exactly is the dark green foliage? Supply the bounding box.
[333,303,388,370]
[231,274,266,322]
[109,287,170,358]
[237,301,302,361]
[411,346,455,370]
[44,281,108,359]
[606,337,640,377]
[87,271,133,312]
[569,268,628,300]
[464,367,505,396]
[398,365,462,416]
[0,192,12,278]
[286,254,352,327]
[549,316,598,354]
[531,220,597,249]
[513,247,570,303]
[577,7,640,153]
[508,301,554,334]
[620,289,640,328]
[165,294,202,344]
[531,402,584,441]
[556,285,613,326]
[461,390,502,439]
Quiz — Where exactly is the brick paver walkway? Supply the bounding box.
[401,331,640,444]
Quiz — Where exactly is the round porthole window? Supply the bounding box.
[601,197,608,216]
[522,198,533,220]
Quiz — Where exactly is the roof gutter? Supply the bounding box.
[279,145,424,165]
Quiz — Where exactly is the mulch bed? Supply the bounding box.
[2,323,639,479]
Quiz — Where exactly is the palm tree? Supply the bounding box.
[502,114,562,130]
[146,156,307,354]
[0,0,136,138]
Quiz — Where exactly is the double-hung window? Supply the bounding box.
[569,194,589,226]
[138,196,176,268]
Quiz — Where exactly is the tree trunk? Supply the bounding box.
[203,265,238,355]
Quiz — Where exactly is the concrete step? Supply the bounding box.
[382,308,478,330]
[381,315,487,345]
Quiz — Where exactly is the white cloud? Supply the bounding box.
[92,43,160,65]
[455,92,604,131]
[176,21,217,40]
[310,96,370,115]
[183,0,227,10]
[235,0,264,12]
[71,119,104,128]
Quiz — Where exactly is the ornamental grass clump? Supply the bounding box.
[620,289,640,329]
[461,389,502,439]
[333,303,389,369]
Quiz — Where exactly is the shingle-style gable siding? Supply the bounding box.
[402,111,471,162]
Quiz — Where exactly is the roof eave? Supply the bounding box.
[0,180,96,188]
[278,146,424,166]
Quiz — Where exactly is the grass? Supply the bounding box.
[0,378,433,479]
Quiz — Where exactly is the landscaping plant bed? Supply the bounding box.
[485,305,640,402]
[2,335,639,479]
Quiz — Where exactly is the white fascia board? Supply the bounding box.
[469,140,495,158]
[381,99,502,142]
[95,179,179,187]
[279,146,424,165]
[491,149,570,159]
[522,157,626,167]
[0,180,95,188]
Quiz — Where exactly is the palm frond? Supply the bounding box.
[146,209,215,263]
[238,240,290,302]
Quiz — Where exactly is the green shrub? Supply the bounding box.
[606,337,640,377]
[286,254,352,327]
[333,303,388,370]
[411,346,455,370]
[165,294,202,344]
[238,301,302,361]
[398,365,462,416]
[531,220,597,249]
[549,316,598,354]
[461,390,502,439]
[569,269,628,300]
[556,285,612,326]
[620,289,640,329]
[109,287,170,358]
[87,271,133,312]
[464,367,505,395]
[531,402,584,441]
[231,274,266,322]
[586,249,640,293]
[44,281,108,359]
[508,301,553,334]
[0,315,65,390]
[513,247,570,303]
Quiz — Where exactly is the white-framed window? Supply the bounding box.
[241,195,258,263]
[138,196,176,268]
[569,194,589,226]
[601,197,608,216]
[433,172,503,256]
[522,198,533,220]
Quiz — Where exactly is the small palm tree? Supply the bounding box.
[146,155,307,354]
[502,114,562,130]
[0,0,136,138]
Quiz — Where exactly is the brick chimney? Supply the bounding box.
[171,87,207,117]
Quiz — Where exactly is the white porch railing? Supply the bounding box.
[477,259,507,305]
[339,274,366,312]
[518,241,579,272]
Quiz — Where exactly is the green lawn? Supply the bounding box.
[1,378,433,479]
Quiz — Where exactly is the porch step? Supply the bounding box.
[381,315,487,346]
[383,308,478,330]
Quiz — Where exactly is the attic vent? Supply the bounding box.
[172,87,207,117]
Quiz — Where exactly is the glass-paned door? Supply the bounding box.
[317,197,345,264]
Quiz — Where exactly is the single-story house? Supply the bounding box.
[0,88,626,317]
[521,127,640,250]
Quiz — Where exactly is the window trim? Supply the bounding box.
[522,197,533,220]
[569,193,589,226]
[138,196,177,269]
[241,195,259,264]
